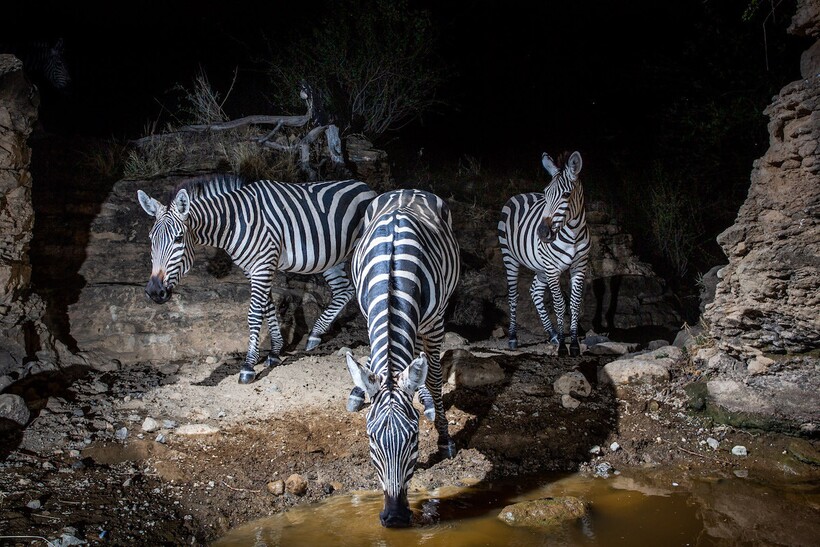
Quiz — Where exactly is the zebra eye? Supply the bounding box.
[562,191,571,199]
[174,234,184,244]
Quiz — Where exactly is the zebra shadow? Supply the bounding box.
[412,341,618,522]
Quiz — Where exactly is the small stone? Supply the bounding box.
[115,427,128,440]
[26,499,41,510]
[706,437,720,450]
[731,445,748,457]
[141,417,159,432]
[647,400,660,412]
[609,442,620,452]
[733,469,749,478]
[267,480,285,495]
[162,419,178,429]
[561,394,580,409]
[589,445,601,455]
[155,433,166,444]
[285,473,308,496]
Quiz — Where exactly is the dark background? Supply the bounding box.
[6,2,805,150]
[4,0,809,287]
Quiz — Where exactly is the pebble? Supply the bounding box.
[706,437,720,450]
[267,480,285,495]
[26,499,41,509]
[141,417,160,432]
[589,445,601,455]
[115,427,128,440]
[731,445,748,457]
[609,442,620,452]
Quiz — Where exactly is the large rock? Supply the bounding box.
[699,1,820,433]
[0,54,66,377]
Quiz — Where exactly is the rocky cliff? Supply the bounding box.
[698,0,819,433]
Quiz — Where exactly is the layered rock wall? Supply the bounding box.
[0,55,39,373]
[699,0,819,433]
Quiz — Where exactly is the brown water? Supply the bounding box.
[212,471,820,546]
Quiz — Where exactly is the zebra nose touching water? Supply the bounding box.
[498,150,590,356]
[137,175,377,384]
[344,189,461,528]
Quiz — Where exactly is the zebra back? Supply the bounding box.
[352,189,460,380]
[187,177,377,276]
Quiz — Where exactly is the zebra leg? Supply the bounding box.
[239,275,273,384]
[415,333,436,422]
[530,273,559,345]
[568,266,587,357]
[422,326,455,459]
[502,255,521,349]
[546,273,568,356]
[305,263,355,351]
[264,294,284,368]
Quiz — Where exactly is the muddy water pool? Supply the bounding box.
[212,470,820,546]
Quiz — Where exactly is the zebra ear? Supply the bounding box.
[137,190,162,217]
[173,189,191,219]
[541,153,560,177]
[346,352,380,398]
[567,151,583,178]
[398,353,429,396]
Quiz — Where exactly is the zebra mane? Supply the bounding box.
[168,173,246,203]
[553,151,572,170]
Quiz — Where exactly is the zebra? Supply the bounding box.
[344,189,461,528]
[497,150,590,356]
[137,175,377,384]
[3,38,71,91]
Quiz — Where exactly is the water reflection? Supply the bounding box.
[212,471,820,547]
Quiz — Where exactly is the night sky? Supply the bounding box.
[6,1,806,170]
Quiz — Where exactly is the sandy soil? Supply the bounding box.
[1,328,818,546]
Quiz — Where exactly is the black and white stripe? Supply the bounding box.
[498,151,590,356]
[4,38,71,90]
[345,189,460,528]
[137,175,376,383]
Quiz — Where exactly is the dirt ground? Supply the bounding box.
[1,327,819,546]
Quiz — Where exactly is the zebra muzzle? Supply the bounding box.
[145,276,172,304]
[380,493,413,528]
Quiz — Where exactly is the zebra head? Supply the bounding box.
[346,351,429,528]
[537,151,583,244]
[137,188,196,304]
[45,38,71,90]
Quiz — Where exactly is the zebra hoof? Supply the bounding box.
[238,369,256,384]
[508,338,518,350]
[438,441,457,459]
[557,344,569,356]
[265,354,281,368]
[569,344,581,357]
[346,387,365,412]
[304,335,322,352]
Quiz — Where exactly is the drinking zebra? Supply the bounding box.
[497,151,590,356]
[344,189,461,527]
[137,175,377,384]
[2,38,71,91]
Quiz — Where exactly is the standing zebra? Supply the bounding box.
[2,38,71,91]
[137,175,377,384]
[345,189,460,527]
[498,150,590,356]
